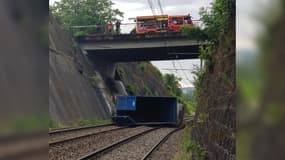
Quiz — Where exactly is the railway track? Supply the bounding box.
[183,116,194,124]
[49,126,154,160]
[78,126,185,160]
[49,121,187,160]
[141,125,185,160]
[49,124,126,145]
[49,123,113,134]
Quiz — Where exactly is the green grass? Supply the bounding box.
[0,114,50,134]
[174,126,206,160]
[49,118,111,130]
[175,127,193,160]
[77,118,111,126]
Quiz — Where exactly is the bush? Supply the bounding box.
[89,71,103,87]
[138,62,148,72]
[117,65,125,79]
[175,127,206,160]
[163,74,182,97]
[126,84,139,95]
[182,26,208,41]
[143,85,152,96]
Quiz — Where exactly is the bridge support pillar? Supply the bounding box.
[93,58,127,95]
[94,58,116,79]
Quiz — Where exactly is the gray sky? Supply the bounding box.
[236,0,271,49]
[49,0,271,88]
[49,0,208,87]
[112,0,211,34]
[111,0,210,88]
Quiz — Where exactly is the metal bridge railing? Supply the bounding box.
[69,20,203,35]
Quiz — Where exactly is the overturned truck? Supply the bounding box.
[112,96,184,126]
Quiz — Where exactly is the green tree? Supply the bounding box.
[163,74,182,97]
[50,0,123,36]
[182,0,235,66]
[183,0,235,44]
[199,0,235,44]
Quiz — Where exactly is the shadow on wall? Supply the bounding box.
[49,14,112,124]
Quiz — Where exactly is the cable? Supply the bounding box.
[147,0,156,15]
[170,60,192,87]
[147,0,164,15]
[157,0,164,15]
[177,61,193,86]
[162,68,193,70]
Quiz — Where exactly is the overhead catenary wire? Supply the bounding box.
[160,19,192,87]
[170,61,191,87]
[147,0,164,15]
[169,59,192,87]
[177,61,193,86]
[146,0,193,87]
[162,68,193,71]
[147,0,156,15]
[157,0,164,15]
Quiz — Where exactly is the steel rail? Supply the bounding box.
[78,127,161,160]
[49,126,128,146]
[141,125,185,160]
[49,123,113,135]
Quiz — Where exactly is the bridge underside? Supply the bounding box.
[78,34,202,62]
[86,45,199,62]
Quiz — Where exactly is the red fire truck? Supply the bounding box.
[134,14,193,34]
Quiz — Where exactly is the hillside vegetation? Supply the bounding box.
[49,1,178,127]
[117,62,197,115]
[116,62,169,96]
[181,0,236,159]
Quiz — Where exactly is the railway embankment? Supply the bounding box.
[49,15,111,125]
[190,1,236,159]
[49,14,169,127]
[49,126,154,160]
[48,124,186,160]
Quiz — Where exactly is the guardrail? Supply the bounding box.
[69,20,203,35]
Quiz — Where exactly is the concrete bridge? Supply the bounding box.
[77,33,203,62]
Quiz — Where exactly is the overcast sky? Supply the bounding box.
[109,0,213,88]
[49,0,271,88]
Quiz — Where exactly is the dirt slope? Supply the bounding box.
[49,14,170,125]
[116,62,169,96]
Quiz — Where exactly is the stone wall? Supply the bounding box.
[49,15,112,124]
[191,12,236,160]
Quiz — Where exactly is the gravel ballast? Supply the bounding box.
[96,127,175,160]
[49,125,122,143]
[145,129,184,160]
[49,126,153,160]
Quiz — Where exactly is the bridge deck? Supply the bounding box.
[76,32,190,42]
[77,33,203,62]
